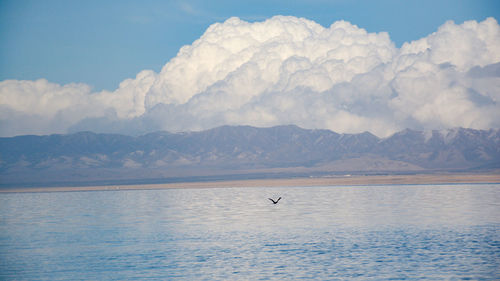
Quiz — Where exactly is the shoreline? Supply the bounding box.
[1,173,499,193]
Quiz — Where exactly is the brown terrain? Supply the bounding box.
[2,172,499,193]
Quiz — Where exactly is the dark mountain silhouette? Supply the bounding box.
[1,125,498,186]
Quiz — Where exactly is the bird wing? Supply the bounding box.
[268,198,276,203]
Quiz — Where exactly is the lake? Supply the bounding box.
[1,184,499,280]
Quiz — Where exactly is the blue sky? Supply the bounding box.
[1,0,499,91]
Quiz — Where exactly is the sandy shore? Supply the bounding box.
[1,173,499,193]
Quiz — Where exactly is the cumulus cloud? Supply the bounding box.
[1,16,499,137]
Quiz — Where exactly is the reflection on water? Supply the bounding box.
[1,184,499,280]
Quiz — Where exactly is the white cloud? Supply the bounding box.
[1,16,499,137]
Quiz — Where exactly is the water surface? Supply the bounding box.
[1,184,499,280]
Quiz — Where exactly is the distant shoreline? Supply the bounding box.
[1,173,499,193]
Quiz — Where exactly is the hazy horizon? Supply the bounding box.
[1,123,500,139]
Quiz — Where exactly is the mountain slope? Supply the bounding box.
[1,126,498,186]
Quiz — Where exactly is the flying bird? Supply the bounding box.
[268,197,282,204]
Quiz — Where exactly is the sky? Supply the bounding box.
[2,0,499,90]
[0,0,499,137]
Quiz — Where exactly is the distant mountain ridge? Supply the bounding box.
[1,125,499,186]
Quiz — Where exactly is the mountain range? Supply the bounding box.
[1,125,499,187]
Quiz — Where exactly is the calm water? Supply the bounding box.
[1,184,499,280]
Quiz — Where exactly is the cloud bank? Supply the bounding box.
[1,16,499,137]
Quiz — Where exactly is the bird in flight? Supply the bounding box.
[268,197,282,204]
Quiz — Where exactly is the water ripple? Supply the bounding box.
[1,184,499,280]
